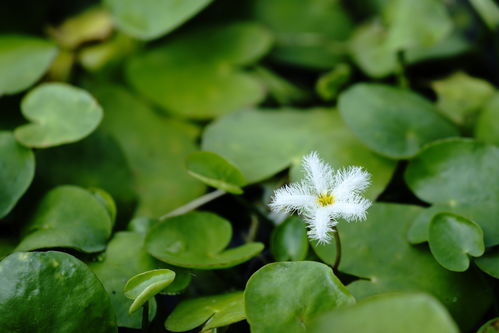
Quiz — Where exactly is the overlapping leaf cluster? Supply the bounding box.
[1,0,499,332]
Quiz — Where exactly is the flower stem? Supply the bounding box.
[159,189,226,220]
[142,301,149,332]
[332,227,342,273]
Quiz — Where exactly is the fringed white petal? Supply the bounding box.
[302,151,334,194]
[304,207,336,244]
[330,196,372,221]
[332,166,371,202]
[269,182,315,214]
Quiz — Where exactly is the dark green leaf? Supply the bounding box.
[270,216,308,261]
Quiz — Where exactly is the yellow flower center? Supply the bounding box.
[317,193,335,207]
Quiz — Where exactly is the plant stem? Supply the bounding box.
[142,301,149,332]
[395,50,409,89]
[332,227,342,273]
[159,189,226,220]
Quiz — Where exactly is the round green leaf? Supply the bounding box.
[15,185,113,253]
[15,83,103,148]
[252,0,353,69]
[203,108,396,200]
[105,0,213,40]
[146,211,264,269]
[311,293,458,333]
[0,131,34,218]
[475,248,499,279]
[124,269,175,314]
[125,23,272,119]
[475,93,499,146]
[478,317,499,333]
[338,203,492,331]
[165,292,245,332]
[428,213,484,272]
[270,216,308,261]
[338,83,458,159]
[0,35,57,95]
[245,261,355,333]
[0,251,116,332]
[186,151,246,194]
[85,82,205,217]
[405,139,499,205]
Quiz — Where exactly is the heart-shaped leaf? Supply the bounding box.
[0,35,57,95]
[0,251,116,332]
[428,213,484,271]
[252,0,353,69]
[86,82,205,217]
[338,83,458,159]
[15,83,103,148]
[165,292,245,332]
[270,216,308,261]
[186,151,246,194]
[202,108,396,199]
[15,185,114,253]
[146,211,264,269]
[475,93,499,146]
[245,261,355,333]
[124,269,175,314]
[311,293,458,333]
[104,0,213,40]
[125,22,272,119]
[0,131,34,218]
[337,203,492,331]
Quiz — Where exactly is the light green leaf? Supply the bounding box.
[428,213,484,271]
[165,292,245,332]
[15,83,103,148]
[186,151,246,194]
[125,22,272,119]
[270,216,308,261]
[475,248,499,279]
[475,93,499,146]
[0,35,57,95]
[245,261,355,333]
[0,131,34,218]
[15,185,114,253]
[338,83,458,159]
[311,293,458,333]
[124,269,175,314]
[105,0,213,40]
[0,251,116,332]
[146,212,264,269]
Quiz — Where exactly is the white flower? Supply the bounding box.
[269,152,372,244]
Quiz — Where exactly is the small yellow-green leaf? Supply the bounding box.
[186,151,245,194]
[124,269,175,314]
[165,292,245,332]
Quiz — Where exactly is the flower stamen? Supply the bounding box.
[317,193,335,207]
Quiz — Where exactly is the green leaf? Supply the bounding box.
[86,82,205,217]
[125,22,272,119]
[428,213,484,271]
[165,292,245,332]
[35,131,137,221]
[310,238,337,266]
[124,269,175,314]
[245,261,355,333]
[0,251,116,332]
[104,0,213,40]
[475,248,499,279]
[15,83,103,148]
[252,0,353,69]
[146,211,264,269]
[311,293,458,333]
[338,203,492,331]
[203,108,396,199]
[475,93,499,146]
[0,131,34,218]
[15,185,114,253]
[270,216,308,261]
[338,83,458,159]
[0,35,57,95]
[432,72,495,127]
[316,63,352,101]
[186,151,246,194]
[477,317,499,333]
